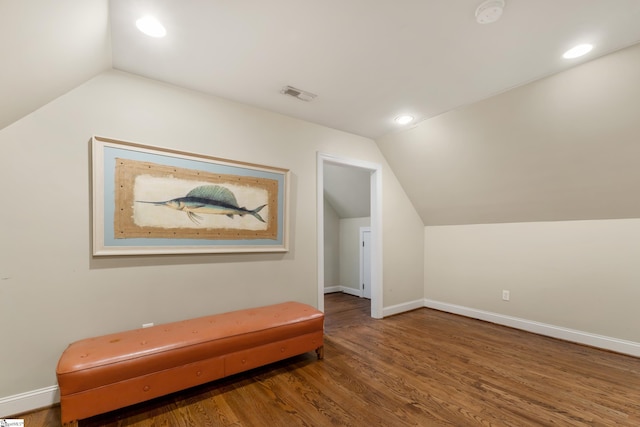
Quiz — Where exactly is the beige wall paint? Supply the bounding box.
[382,173,425,307]
[0,70,424,399]
[377,43,640,225]
[323,199,340,288]
[0,0,111,130]
[425,219,640,342]
[339,217,370,292]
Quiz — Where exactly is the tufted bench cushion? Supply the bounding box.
[56,301,324,426]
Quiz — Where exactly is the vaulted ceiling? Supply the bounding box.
[2,0,640,224]
[378,42,640,225]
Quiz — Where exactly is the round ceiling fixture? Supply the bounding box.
[475,0,505,24]
[562,43,593,59]
[136,16,166,38]
[394,115,414,125]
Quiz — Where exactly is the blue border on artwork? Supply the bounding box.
[103,145,285,248]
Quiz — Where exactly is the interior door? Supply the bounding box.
[361,229,372,299]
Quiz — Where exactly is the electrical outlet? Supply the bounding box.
[502,290,510,301]
[142,322,154,328]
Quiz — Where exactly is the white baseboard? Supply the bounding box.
[424,299,640,358]
[324,286,361,297]
[324,285,362,297]
[340,286,362,297]
[0,385,59,418]
[383,299,425,317]
[6,300,638,417]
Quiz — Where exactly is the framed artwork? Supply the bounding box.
[91,136,290,255]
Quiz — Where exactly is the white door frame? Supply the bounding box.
[360,227,371,299]
[317,152,383,319]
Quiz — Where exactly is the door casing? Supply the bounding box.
[317,152,382,318]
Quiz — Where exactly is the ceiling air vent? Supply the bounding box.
[475,0,505,24]
[280,85,317,102]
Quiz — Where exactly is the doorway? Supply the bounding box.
[317,152,382,319]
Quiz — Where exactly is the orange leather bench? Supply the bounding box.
[56,301,324,426]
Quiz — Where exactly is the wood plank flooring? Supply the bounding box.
[15,293,640,426]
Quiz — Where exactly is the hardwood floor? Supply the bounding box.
[16,293,640,426]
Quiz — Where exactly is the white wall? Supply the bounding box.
[0,70,425,405]
[339,217,370,293]
[323,199,340,289]
[425,219,640,344]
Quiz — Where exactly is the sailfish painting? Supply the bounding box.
[95,138,286,253]
[136,185,267,225]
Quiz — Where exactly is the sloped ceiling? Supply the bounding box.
[3,1,640,225]
[324,164,370,219]
[0,0,112,131]
[108,0,640,139]
[377,43,640,225]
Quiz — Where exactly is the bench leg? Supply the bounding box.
[315,345,324,360]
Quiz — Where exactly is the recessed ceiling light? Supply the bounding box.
[563,43,593,59]
[394,115,414,125]
[136,16,166,38]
